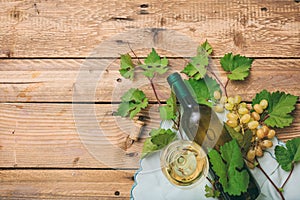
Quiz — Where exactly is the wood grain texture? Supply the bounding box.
[0,103,160,168]
[0,1,299,199]
[0,103,299,168]
[0,169,134,199]
[0,0,299,58]
[0,58,299,102]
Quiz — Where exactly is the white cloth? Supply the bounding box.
[250,137,300,200]
[131,120,300,200]
[131,139,300,199]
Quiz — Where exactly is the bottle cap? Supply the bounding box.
[167,72,182,86]
[167,72,190,100]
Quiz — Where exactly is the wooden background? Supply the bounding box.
[0,0,299,199]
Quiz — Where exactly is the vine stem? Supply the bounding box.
[206,176,217,190]
[224,78,229,97]
[127,42,142,65]
[172,118,183,140]
[255,158,285,200]
[260,113,270,123]
[127,44,162,106]
[209,70,228,97]
[281,164,294,189]
[148,77,162,106]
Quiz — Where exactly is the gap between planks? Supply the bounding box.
[0,58,299,102]
[0,103,299,168]
[0,169,135,199]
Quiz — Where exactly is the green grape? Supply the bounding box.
[213,91,221,100]
[227,113,239,121]
[224,103,234,111]
[267,129,276,139]
[220,96,227,105]
[261,140,273,148]
[227,97,235,105]
[255,145,263,157]
[234,95,242,104]
[213,104,224,113]
[259,99,268,109]
[246,149,256,161]
[246,160,255,169]
[248,121,259,130]
[253,104,263,114]
[238,102,247,109]
[251,111,260,121]
[240,114,251,124]
[256,128,265,139]
[261,125,269,135]
[238,107,249,115]
[226,120,238,128]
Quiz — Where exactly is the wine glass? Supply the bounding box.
[160,139,209,188]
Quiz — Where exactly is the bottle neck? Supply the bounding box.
[167,72,198,109]
[168,73,200,140]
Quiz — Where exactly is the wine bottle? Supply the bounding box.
[167,72,260,200]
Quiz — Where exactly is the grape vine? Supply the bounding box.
[115,41,299,199]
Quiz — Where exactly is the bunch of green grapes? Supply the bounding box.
[213,91,276,169]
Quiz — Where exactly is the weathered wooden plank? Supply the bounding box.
[0,103,160,168]
[0,0,299,58]
[0,103,299,168]
[0,58,299,102]
[0,169,134,199]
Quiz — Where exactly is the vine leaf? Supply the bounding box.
[159,92,177,120]
[201,40,213,55]
[220,53,253,80]
[115,88,148,119]
[181,40,213,80]
[208,139,249,196]
[275,137,300,171]
[140,48,169,78]
[224,124,252,155]
[186,75,220,107]
[252,90,298,128]
[205,185,220,198]
[119,53,135,80]
[141,128,176,158]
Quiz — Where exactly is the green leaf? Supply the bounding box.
[208,140,249,196]
[252,90,298,128]
[141,128,176,158]
[115,102,135,117]
[205,185,220,198]
[181,43,210,80]
[200,40,213,55]
[115,88,148,119]
[181,63,205,80]
[144,48,161,65]
[141,138,159,158]
[129,97,148,119]
[220,53,253,80]
[159,92,177,120]
[150,128,176,149]
[224,124,252,154]
[119,54,135,80]
[186,75,220,107]
[275,137,300,171]
[252,89,271,105]
[265,92,298,128]
[140,48,169,78]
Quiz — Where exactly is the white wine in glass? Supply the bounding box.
[160,140,209,188]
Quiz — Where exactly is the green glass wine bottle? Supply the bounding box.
[167,72,260,200]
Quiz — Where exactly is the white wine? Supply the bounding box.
[161,140,208,187]
[167,72,260,200]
